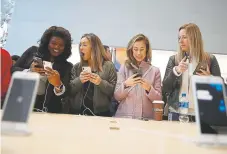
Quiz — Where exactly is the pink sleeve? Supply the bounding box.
[114,65,130,102]
[146,68,162,101]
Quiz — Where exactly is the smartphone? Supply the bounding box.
[82,66,91,73]
[191,76,227,144]
[1,72,40,135]
[33,57,43,68]
[193,62,207,75]
[43,61,52,70]
[133,69,142,78]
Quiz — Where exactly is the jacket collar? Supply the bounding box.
[130,61,151,69]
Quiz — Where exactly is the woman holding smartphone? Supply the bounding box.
[12,26,73,113]
[162,23,221,119]
[69,33,117,116]
[114,34,162,119]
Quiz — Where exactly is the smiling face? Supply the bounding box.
[79,37,92,61]
[132,40,147,64]
[48,36,65,57]
[178,29,190,52]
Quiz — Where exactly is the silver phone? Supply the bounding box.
[1,72,40,135]
[82,66,91,73]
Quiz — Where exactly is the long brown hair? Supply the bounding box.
[125,34,152,69]
[80,33,108,72]
[176,23,209,64]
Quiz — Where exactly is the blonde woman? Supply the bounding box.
[114,34,162,119]
[69,33,117,116]
[162,23,221,120]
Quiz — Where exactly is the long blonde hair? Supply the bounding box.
[80,33,108,72]
[125,34,152,69]
[176,23,209,64]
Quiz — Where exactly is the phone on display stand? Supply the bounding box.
[1,72,40,135]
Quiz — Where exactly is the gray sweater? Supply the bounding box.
[69,61,117,114]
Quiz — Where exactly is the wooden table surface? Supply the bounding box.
[1,112,227,154]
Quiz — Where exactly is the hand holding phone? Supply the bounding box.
[90,73,102,85]
[33,57,44,68]
[80,67,91,83]
[193,62,209,75]
[133,69,142,78]
[30,57,45,75]
[176,56,189,74]
[140,78,151,92]
[45,67,61,87]
[124,74,141,87]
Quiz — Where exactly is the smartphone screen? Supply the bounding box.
[195,82,227,134]
[2,78,37,122]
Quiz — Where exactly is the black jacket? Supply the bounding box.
[12,46,73,113]
[162,54,221,110]
[68,61,117,114]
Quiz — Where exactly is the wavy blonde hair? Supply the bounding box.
[176,23,209,64]
[125,34,152,69]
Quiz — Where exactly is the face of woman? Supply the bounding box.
[105,48,112,61]
[178,29,190,52]
[79,37,92,61]
[132,40,147,63]
[48,36,65,57]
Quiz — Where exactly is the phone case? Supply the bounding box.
[193,62,208,75]
[82,67,91,73]
[43,61,52,69]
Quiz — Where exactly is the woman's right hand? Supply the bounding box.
[79,71,91,83]
[30,62,45,75]
[124,74,141,87]
[175,56,189,74]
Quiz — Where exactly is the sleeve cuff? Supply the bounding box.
[23,69,30,72]
[53,85,66,96]
[146,86,153,96]
[98,79,106,89]
[173,66,182,76]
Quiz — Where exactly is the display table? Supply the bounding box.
[1,112,227,154]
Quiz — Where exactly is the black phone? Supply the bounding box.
[134,73,142,78]
[133,69,142,78]
[184,52,189,62]
[33,57,43,68]
[193,62,207,75]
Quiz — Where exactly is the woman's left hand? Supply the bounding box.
[90,73,102,85]
[196,65,211,76]
[45,67,62,87]
[140,79,151,92]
